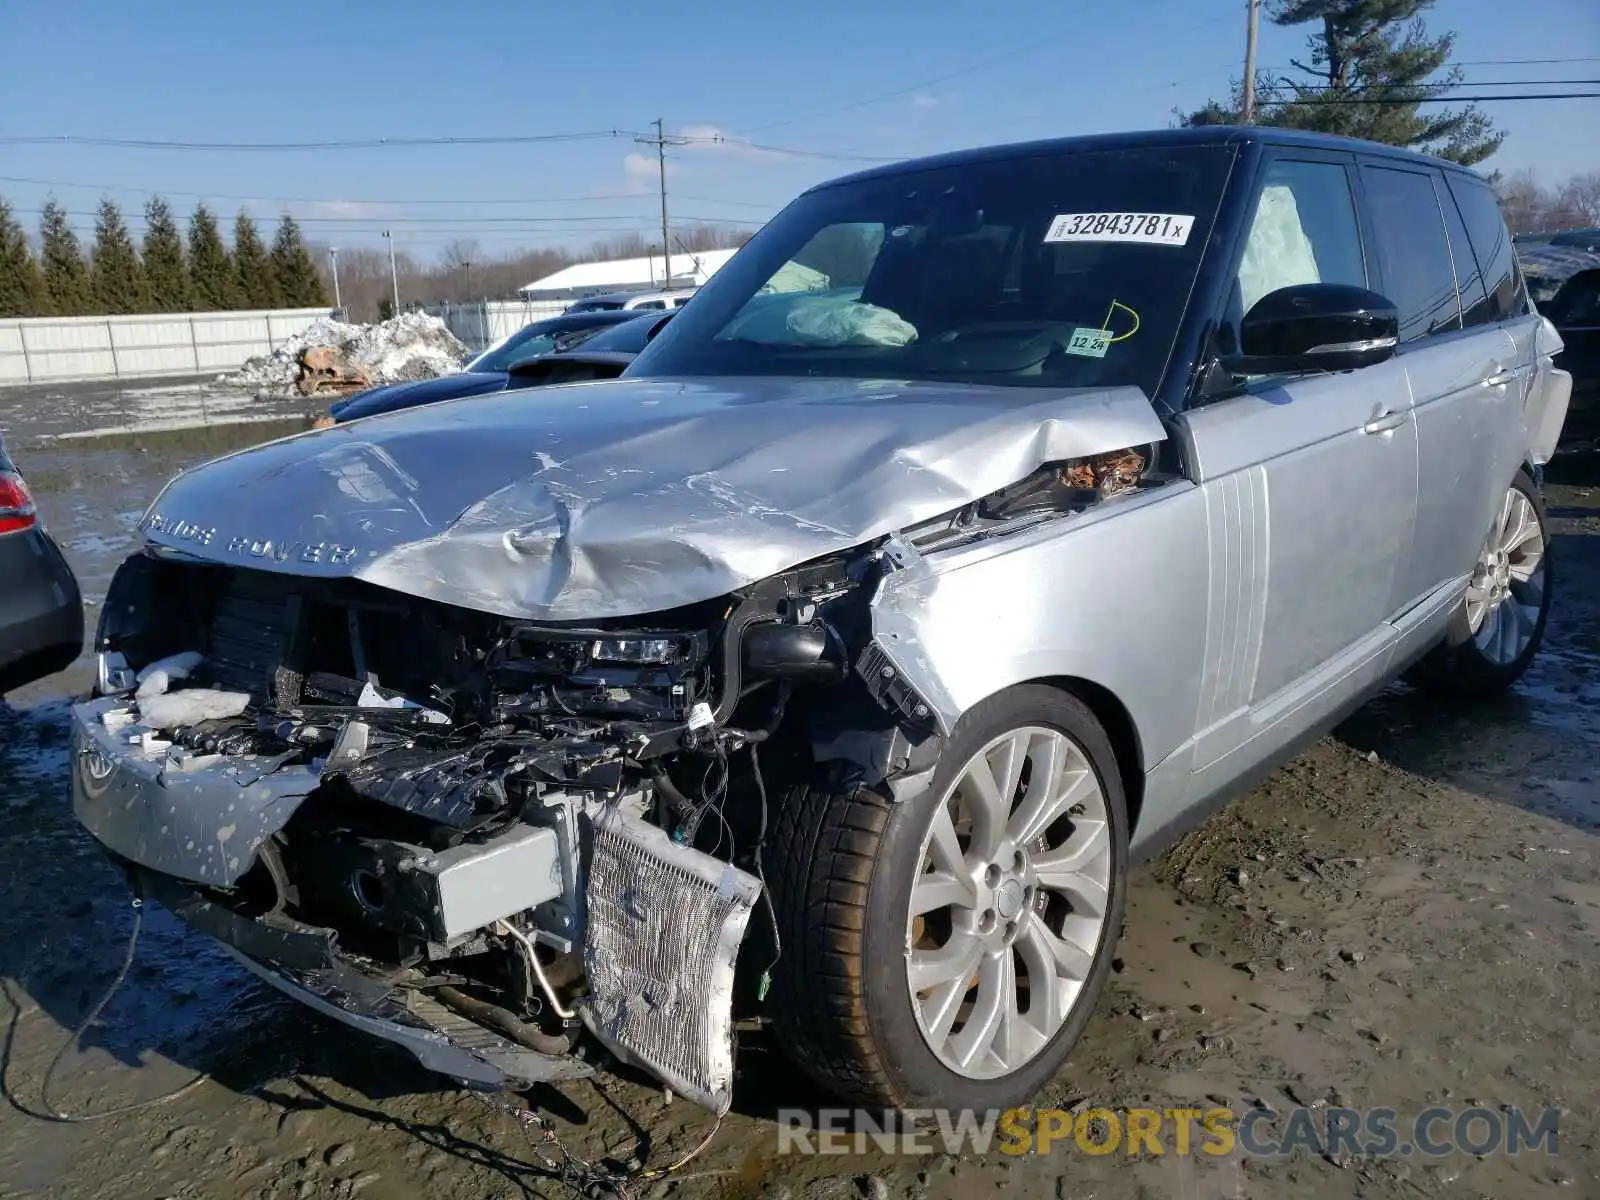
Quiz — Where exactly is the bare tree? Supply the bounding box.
[303,222,761,319]
[1556,174,1600,227]
[1495,169,1600,234]
[440,238,482,299]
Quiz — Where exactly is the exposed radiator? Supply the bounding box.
[580,808,760,1114]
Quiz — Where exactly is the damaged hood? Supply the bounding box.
[138,376,1165,620]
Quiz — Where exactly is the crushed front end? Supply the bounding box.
[71,546,887,1112]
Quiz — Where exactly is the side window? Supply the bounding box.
[1234,159,1367,316]
[1436,175,1492,328]
[1360,165,1462,342]
[1446,176,1527,320]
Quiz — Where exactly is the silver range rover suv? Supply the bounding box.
[72,127,1570,1116]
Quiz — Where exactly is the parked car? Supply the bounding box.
[330,311,671,423]
[73,127,1569,1117]
[563,288,697,313]
[0,434,83,694]
[324,310,639,424]
[1518,244,1600,307]
[1548,227,1600,253]
[1542,262,1600,446]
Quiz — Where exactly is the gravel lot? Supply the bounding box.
[1,380,1596,1199]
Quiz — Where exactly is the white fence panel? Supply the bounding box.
[425,300,570,355]
[0,307,332,386]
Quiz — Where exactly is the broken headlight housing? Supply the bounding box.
[587,636,683,665]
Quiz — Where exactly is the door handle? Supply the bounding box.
[1363,410,1407,434]
[1484,368,1519,387]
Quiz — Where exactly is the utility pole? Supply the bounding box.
[635,120,688,287]
[1242,0,1260,123]
[383,230,400,312]
[328,247,342,311]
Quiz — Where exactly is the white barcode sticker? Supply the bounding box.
[1044,212,1195,246]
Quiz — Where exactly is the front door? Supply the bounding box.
[1175,151,1419,771]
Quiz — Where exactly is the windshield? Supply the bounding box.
[629,144,1234,395]
[469,318,617,371]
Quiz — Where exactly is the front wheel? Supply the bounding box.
[765,685,1129,1110]
[1408,468,1552,700]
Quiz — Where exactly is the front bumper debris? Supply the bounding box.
[71,695,322,887]
[132,866,591,1088]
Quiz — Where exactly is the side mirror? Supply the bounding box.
[1223,283,1398,376]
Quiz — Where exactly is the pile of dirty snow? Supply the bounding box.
[218,311,469,394]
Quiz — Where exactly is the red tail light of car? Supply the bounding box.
[0,470,39,535]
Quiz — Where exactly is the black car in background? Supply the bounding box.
[1546,265,1600,447]
[325,309,639,424]
[331,310,672,423]
[0,434,83,694]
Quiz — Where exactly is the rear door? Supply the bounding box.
[1359,160,1521,620]
[1446,170,1567,447]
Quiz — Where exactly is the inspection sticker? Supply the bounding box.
[1044,212,1194,246]
[1065,328,1113,358]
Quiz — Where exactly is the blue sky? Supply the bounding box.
[1,0,1595,262]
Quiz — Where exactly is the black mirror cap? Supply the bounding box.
[1230,282,1399,375]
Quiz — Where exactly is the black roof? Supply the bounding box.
[809,126,1483,194]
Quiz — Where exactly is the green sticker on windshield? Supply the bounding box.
[1066,328,1112,358]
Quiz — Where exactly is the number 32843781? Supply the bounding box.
[1044,212,1194,246]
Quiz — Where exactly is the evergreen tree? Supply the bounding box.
[0,198,50,318]
[141,196,191,312]
[90,198,149,314]
[232,212,279,309]
[187,204,237,310]
[1184,0,1503,166]
[270,215,327,306]
[39,196,92,315]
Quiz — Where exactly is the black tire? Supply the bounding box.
[765,684,1129,1110]
[1407,468,1552,700]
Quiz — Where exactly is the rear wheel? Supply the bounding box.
[766,685,1128,1109]
[1408,469,1552,699]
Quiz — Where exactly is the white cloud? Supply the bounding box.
[911,92,939,110]
[622,152,658,194]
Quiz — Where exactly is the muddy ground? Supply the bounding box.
[1,379,1597,1199]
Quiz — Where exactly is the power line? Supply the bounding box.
[677,134,901,163]
[0,173,781,213]
[1287,78,1600,89]
[734,31,1078,135]
[1284,91,1600,104]
[1259,57,1600,69]
[0,130,634,152]
[11,206,764,227]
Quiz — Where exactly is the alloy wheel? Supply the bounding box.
[1465,485,1547,666]
[904,726,1113,1080]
